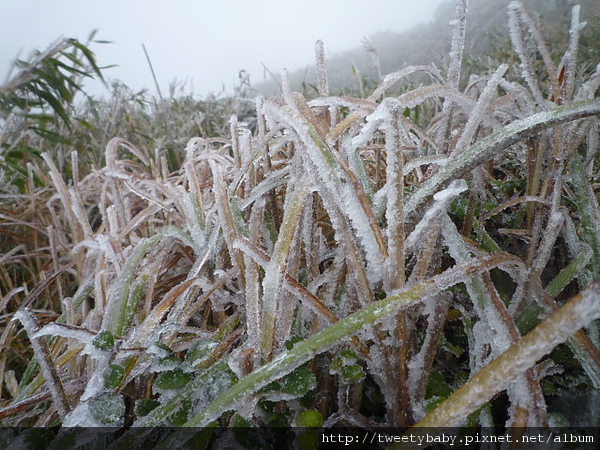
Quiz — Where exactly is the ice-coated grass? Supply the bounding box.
[410,279,600,430]
[1,0,600,443]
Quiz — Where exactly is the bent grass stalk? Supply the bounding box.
[405,99,600,221]
[12,310,71,417]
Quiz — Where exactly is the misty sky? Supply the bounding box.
[1,0,447,97]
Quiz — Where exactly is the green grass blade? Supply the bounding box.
[569,153,600,282]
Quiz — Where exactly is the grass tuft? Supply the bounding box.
[1,0,599,442]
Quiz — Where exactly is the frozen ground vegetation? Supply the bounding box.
[1,0,599,447]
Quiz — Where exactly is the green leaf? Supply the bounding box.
[89,393,125,424]
[70,38,106,83]
[6,145,42,160]
[330,350,365,384]
[259,364,316,400]
[295,409,324,427]
[167,399,192,426]
[185,339,217,366]
[103,234,163,336]
[569,154,600,282]
[123,276,147,333]
[28,85,71,127]
[92,330,114,350]
[187,425,217,449]
[74,117,94,130]
[28,127,71,144]
[103,364,125,389]
[295,410,324,450]
[426,371,452,398]
[154,342,179,364]
[135,399,160,417]
[231,415,276,449]
[45,431,76,450]
[339,365,366,384]
[279,365,316,398]
[22,113,56,122]
[284,336,304,351]
[154,368,192,390]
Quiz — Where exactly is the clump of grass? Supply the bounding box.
[1,0,599,445]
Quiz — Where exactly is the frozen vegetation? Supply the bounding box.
[0,0,599,447]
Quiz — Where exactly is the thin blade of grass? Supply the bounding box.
[405,99,600,222]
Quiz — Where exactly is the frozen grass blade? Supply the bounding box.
[263,96,387,289]
[260,175,309,359]
[209,159,246,288]
[405,99,600,222]
[442,214,515,358]
[241,200,263,351]
[314,40,329,97]
[437,0,469,151]
[368,66,438,102]
[545,243,592,298]
[451,64,507,156]
[561,5,584,101]
[383,101,406,291]
[102,233,163,336]
[101,225,195,339]
[446,0,468,91]
[12,309,71,417]
[507,1,545,105]
[568,153,600,280]
[508,1,562,103]
[42,152,83,242]
[235,236,338,325]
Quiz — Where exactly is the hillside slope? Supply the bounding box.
[255,0,600,96]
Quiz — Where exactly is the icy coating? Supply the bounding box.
[3,0,600,440]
